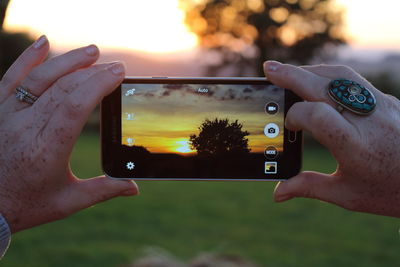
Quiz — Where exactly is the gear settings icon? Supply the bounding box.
[126,161,135,170]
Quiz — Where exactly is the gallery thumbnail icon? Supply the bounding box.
[265,162,277,174]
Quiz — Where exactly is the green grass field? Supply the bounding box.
[2,133,399,267]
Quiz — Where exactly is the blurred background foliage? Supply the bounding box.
[180,0,399,99]
[0,0,398,103]
[1,0,396,138]
[181,0,346,76]
[1,0,400,266]
[0,0,398,151]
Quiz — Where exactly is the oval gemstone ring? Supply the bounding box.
[328,79,376,115]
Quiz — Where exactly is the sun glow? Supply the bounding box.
[174,140,195,154]
[4,0,400,53]
[336,0,400,49]
[4,0,198,53]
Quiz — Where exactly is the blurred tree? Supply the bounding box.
[190,118,250,155]
[181,0,346,76]
[0,0,33,77]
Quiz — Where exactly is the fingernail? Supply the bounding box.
[275,194,291,203]
[85,44,99,56]
[264,61,281,72]
[108,62,125,76]
[121,187,139,196]
[33,35,48,49]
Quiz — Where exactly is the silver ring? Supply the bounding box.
[328,79,376,116]
[335,105,344,114]
[15,86,38,105]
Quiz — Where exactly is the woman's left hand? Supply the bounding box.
[0,36,139,233]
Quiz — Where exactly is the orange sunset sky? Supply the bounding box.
[4,0,398,155]
[4,0,400,53]
[120,83,284,154]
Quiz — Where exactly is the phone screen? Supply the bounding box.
[102,78,302,180]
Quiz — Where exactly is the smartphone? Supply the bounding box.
[101,77,302,181]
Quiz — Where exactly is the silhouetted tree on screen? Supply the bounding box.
[181,0,346,76]
[190,118,250,156]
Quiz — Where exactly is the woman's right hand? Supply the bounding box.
[264,61,400,217]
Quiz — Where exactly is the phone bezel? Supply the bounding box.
[101,77,302,181]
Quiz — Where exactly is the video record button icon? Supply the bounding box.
[265,102,279,115]
[264,146,278,159]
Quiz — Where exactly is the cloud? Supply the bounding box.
[122,83,285,118]
[163,84,191,90]
[162,90,171,97]
[243,87,253,93]
[144,92,155,97]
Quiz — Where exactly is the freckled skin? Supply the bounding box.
[0,40,137,233]
[339,110,400,215]
[339,96,400,216]
[265,62,400,218]
[0,111,72,231]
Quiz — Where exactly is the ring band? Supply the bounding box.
[328,79,376,115]
[335,105,344,114]
[15,86,38,105]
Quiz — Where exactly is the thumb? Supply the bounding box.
[60,176,139,214]
[274,171,337,203]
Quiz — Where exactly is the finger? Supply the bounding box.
[58,176,139,216]
[8,63,110,116]
[302,65,387,120]
[273,172,360,211]
[286,101,359,158]
[0,35,49,103]
[8,45,100,112]
[301,64,382,95]
[263,61,331,102]
[274,172,335,202]
[31,63,113,118]
[301,65,368,84]
[20,45,99,98]
[57,61,125,122]
[40,62,124,156]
